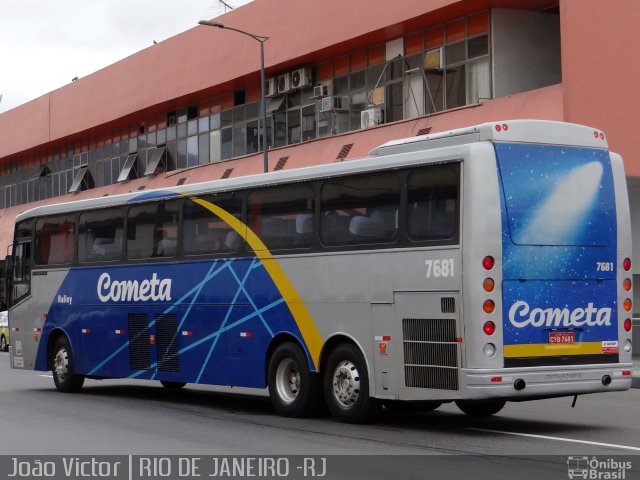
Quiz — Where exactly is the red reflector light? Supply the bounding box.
[483,321,496,335]
[490,376,502,383]
[622,371,632,376]
[482,256,495,270]
[483,300,495,314]
[624,278,632,291]
[624,318,632,332]
[483,278,495,292]
[623,258,631,271]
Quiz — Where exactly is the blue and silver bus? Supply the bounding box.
[7,120,633,422]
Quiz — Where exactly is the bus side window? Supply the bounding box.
[78,208,124,262]
[127,202,179,260]
[407,164,460,242]
[34,215,76,265]
[182,195,242,256]
[248,185,314,251]
[321,172,399,246]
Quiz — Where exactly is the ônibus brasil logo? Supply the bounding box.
[97,272,172,303]
[508,301,612,328]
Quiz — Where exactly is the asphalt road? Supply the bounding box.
[1,352,639,479]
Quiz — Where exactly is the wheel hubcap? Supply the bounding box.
[275,358,300,404]
[54,348,69,382]
[332,360,360,407]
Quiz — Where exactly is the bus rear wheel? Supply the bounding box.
[51,336,85,393]
[268,342,323,417]
[455,399,506,416]
[323,344,381,423]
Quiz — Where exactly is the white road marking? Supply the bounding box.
[469,428,640,452]
[39,374,53,378]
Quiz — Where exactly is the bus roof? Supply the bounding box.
[14,119,610,224]
[369,119,609,157]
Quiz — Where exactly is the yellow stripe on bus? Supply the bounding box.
[504,342,605,358]
[191,197,323,370]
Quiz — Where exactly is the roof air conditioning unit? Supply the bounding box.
[291,67,311,89]
[360,107,383,129]
[266,78,277,97]
[277,73,292,94]
[320,95,350,112]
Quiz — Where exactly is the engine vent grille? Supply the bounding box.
[156,314,180,373]
[441,297,456,313]
[128,314,151,371]
[402,318,458,390]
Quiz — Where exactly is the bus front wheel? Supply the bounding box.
[455,399,506,416]
[323,344,381,423]
[267,342,323,417]
[51,336,85,393]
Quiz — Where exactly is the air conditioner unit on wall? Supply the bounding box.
[277,73,291,94]
[360,107,383,129]
[266,78,277,97]
[313,82,332,98]
[320,95,350,112]
[291,67,311,89]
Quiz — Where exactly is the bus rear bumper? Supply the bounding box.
[461,363,633,400]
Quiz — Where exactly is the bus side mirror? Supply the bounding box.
[4,255,13,276]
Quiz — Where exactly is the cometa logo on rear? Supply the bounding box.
[508,300,612,328]
[97,272,172,303]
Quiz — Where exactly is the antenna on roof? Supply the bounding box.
[219,0,234,10]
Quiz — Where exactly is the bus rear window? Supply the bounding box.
[496,143,616,247]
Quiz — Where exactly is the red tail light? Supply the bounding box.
[482,256,495,270]
[623,258,631,271]
[483,321,496,335]
[624,318,632,332]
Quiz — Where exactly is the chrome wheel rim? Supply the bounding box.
[332,360,360,408]
[275,358,300,404]
[54,348,69,382]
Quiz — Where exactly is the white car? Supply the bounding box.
[0,311,8,352]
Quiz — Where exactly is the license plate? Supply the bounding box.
[549,332,575,344]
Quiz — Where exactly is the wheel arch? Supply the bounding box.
[264,332,310,383]
[319,333,371,378]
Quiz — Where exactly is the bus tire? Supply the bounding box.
[268,342,323,417]
[323,344,381,423]
[455,399,506,417]
[160,381,187,389]
[51,336,85,393]
[0,335,7,352]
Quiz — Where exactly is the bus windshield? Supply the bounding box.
[495,143,616,247]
